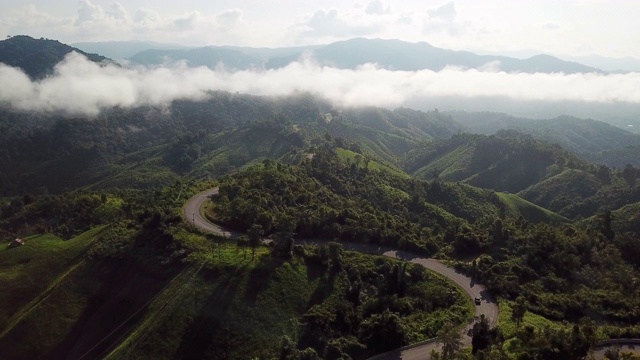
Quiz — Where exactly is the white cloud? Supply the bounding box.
[365,1,391,15]
[108,2,130,22]
[423,2,467,36]
[172,12,201,31]
[216,9,242,27]
[427,2,456,21]
[134,8,161,26]
[75,0,105,25]
[1,53,640,116]
[291,8,383,43]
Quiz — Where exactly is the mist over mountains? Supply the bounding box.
[2,36,640,124]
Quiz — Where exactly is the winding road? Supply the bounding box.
[184,188,640,359]
[184,188,499,359]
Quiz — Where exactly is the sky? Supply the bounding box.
[1,0,640,59]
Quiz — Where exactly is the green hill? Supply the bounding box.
[0,224,470,359]
[496,192,569,224]
[405,131,589,193]
[0,35,111,79]
[0,93,463,196]
[0,228,105,334]
[447,111,640,168]
[519,168,640,219]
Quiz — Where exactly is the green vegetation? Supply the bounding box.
[448,111,640,165]
[335,147,409,178]
[0,228,105,333]
[1,49,640,359]
[0,176,475,360]
[105,240,470,360]
[0,35,111,79]
[497,298,560,339]
[496,192,569,224]
[405,131,589,193]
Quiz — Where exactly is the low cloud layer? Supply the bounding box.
[1,52,640,116]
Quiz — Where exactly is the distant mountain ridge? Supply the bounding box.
[122,37,602,74]
[71,40,193,60]
[0,35,111,79]
[265,38,602,74]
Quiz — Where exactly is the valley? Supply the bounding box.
[0,33,639,360]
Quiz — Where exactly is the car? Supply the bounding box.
[474,297,481,305]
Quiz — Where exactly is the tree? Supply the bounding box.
[327,242,344,271]
[600,210,615,241]
[622,164,637,187]
[236,235,249,259]
[272,231,294,259]
[511,296,527,329]
[436,322,462,360]
[471,315,491,354]
[248,224,264,260]
[358,310,406,354]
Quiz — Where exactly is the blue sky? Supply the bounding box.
[1,0,639,58]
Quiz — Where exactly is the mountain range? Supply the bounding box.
[72,37,602,74]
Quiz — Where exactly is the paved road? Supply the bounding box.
[592,341,640,359]
[184,188,499,359]
[183,188,240,238]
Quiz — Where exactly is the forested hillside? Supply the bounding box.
[209,142,640,339]
[0,35,110,79]
[405,131,589,192]
[448,111,640,166]
[0,92,462,196]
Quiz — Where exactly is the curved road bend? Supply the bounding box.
[184,188,499,359]
[183,188,241,238]
[184,188,640,359]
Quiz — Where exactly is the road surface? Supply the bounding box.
[184,188,499,359]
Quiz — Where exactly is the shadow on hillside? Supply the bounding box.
[175,275,243,359]
[306,269,338,309]
[243,256,284,304]
[46,261,183,360]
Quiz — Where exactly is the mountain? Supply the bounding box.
[0,92,464,196]
[555,54,640,73]
[586,145,640,167]
[71,40,192,60]
[129,47,259,69]
[404,131,589,193]
[265,38,602,74]
[518,166,640,219]
[0,35,111,79]
[404,130,640,219]
[126,37,602,74]
[447,111,640,161]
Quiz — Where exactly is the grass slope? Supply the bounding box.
[497,192,570,224]
[335,147,410,179]
[0,227,106,333]
[0,226,472,360]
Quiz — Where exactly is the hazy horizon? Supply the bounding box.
[1,0,640,59]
